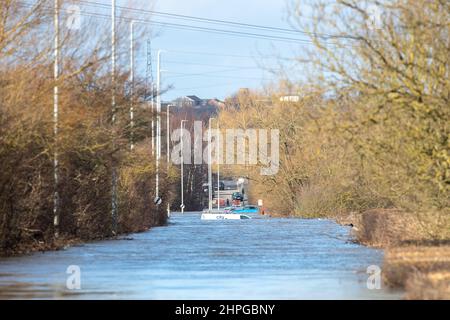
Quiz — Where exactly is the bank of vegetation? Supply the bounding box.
[0,1,177,256]
[219,0,449,298]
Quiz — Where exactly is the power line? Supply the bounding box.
[165,71,269,81]
[136,58,263,69]
[17,1,332,45]
[171,82,240,91]
[165,66,266,77]
[77,0,333,39]
[149,49,296,60]
[86,13,318,44]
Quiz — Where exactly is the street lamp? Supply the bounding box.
[167,104,174,165]
[111,0,118,233]
[53,0,60,238]
[129,20,135,151]
[155,50,170,211]
[180,120,188,213]
[216,119,220,210]
[208,117,215,212]
[155,49,166,204]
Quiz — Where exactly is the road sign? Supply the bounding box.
[180,204,185,209]
[154,197,162,205]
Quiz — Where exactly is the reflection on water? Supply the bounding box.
[0,213,403,299]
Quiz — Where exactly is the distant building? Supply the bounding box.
[171,95,224,111]
[174,95,203,108]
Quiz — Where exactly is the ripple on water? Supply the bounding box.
[0,213,403,299]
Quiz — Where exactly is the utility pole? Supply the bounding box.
[166,104,171,164]
[156,50,162,201]
[208,117,215,212]
[217,120,220,210]
[151,83,156,156]
[181,120,188,213]
[145,39,155,156]
[111,0,118,234]
[129,20,135,151]
[166,104,171,218]
[53,0,60,238]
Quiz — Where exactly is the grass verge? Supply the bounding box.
[351,209,450,299]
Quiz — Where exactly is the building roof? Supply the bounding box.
[169,96,224,111]
[185,95,202,103]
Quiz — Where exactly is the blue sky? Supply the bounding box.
[129,0,304,101]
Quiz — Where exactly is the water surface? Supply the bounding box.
[0,213,402,299]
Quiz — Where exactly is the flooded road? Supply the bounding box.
[0,213,402,299]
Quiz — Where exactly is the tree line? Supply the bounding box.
[219,0,449,239]
[0,0,176,255]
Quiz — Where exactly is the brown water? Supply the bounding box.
[0,213,403,299]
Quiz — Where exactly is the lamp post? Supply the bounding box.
[129,20,135,151]
[151,83,155,156]
[53,0,60,238]
[208,117,215,212]
[216,120,220,210]
[167,104,173,165]
[155,50,162,201]
[111,0,118,233]
[180,120,188,213]
[155,49,168,206]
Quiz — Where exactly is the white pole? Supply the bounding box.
[181,120,187,213]
[156,50,162,199]
[130,21,135,151]
[151,83,155,156]
[53,0,60,238]
[217,120,220,210]
[111,0,118,233]
[147,40,155,157]
[208,117,214,212]
[166,104,170,164]
[112,0,116,125]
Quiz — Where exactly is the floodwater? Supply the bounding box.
[0,213,402,299]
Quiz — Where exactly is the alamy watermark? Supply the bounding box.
[366,265,381,290]
[170,121,279,176]
[66,265,81,290]
[66,5,82,31]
